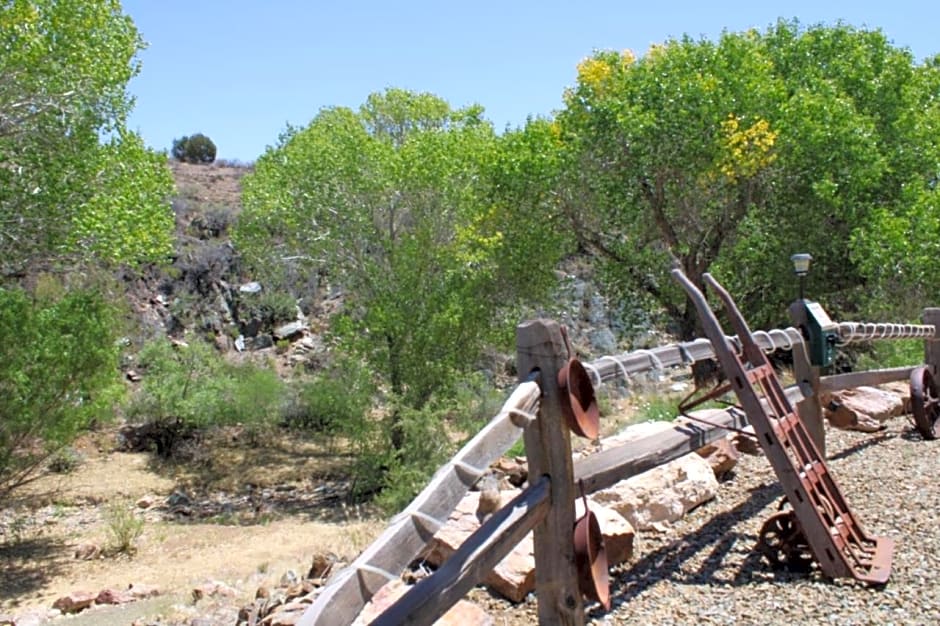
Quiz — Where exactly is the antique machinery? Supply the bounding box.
[672,270,893,584]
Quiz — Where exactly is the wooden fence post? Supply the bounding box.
[788,302,826,457]
[516,320,585,626]
[924,308,940,376]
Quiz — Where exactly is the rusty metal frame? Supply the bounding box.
[671,270,893,585]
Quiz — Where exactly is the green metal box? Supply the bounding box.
[804,301,838,367]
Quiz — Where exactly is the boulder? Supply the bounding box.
[426,489,634,603]
[192,580,238,602]
[51,591,96,614]
[73,542,101,560]
[590,452,719,530]
[96,588,135,605]
[823,385,906,432]
[273,321,307,341]
[353,579,492,626]
[695,435,740,479]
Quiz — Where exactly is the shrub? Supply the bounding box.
[0,287,122,495]
[47,447,84,474]
[236,289,298,334]
[172,133,217,164]
[104,500,144,555]
[284,359,374,434]
[125,336,286,458]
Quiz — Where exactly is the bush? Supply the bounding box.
[0,287,122,494]
[125,336,286,458]
[284,359,374,435]
[172,133,217,164]
[236,289,298,334]
[104,500,144,555]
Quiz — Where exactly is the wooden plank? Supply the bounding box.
[819,366,919,393]
[574,408,750,494]
[516,319,584,626]
[297,381,540,626]
[372,476,551,626]
[924,308,940,376]
[789,301,825,455]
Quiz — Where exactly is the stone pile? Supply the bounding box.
[236,553,337,626]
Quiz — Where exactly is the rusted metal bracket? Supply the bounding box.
[671,270,893,585]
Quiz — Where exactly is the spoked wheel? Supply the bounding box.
[757,510,815,572]
[910,366,940,440]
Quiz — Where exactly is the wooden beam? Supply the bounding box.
[924,308,940,377]
[516,319,584,626]
[819,367,918,393]
[788,302,825,456]
[296,382,540,626]
[574,408,749,494]
[372,476,551,626]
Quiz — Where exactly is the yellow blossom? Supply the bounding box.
[577,57,613,91]
[717,113,778,181]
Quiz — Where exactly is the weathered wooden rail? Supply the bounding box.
[297,306,940,626]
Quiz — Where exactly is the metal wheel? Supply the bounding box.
[910,366,940,440]
[757,510,815,572]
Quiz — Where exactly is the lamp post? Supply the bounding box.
[790,253,812,300]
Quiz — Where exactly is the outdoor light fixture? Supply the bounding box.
[790,252,812,299]
[787,252,838,367]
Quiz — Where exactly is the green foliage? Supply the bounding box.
[854,339,924,371]
[633,394,682,423]
[356,402,452,512]
[126,337,286,458]
[284,358,374,435]
[172,133,218,164]
[558,21,940,333]
[104,500,144,556]
[0,287,122,494]
[46,446,84,474]
[236,88,567,440]
[237,290,298,333]
[0,0,175,275]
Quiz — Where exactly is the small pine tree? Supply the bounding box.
[171,133,217,164]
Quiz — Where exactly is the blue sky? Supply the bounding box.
[123,1,940,163]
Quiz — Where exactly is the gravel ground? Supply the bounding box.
[474,417,940,626]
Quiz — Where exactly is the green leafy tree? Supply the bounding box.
[171,133,218,164]
[558,21,940,334]
[235,89,567,458]
[0,0,174,277]
[0,287,122,494]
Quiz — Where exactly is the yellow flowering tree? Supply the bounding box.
[558,21,938,332]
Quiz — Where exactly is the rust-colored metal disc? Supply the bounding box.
[558,358,600,439]
[573,498,611,610]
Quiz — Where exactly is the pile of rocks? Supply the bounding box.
[236,553,338,626]
[0,584,161,624]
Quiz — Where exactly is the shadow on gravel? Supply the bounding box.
[0,535,69,604]
[599,480,799,615]
[827,432,894,462]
